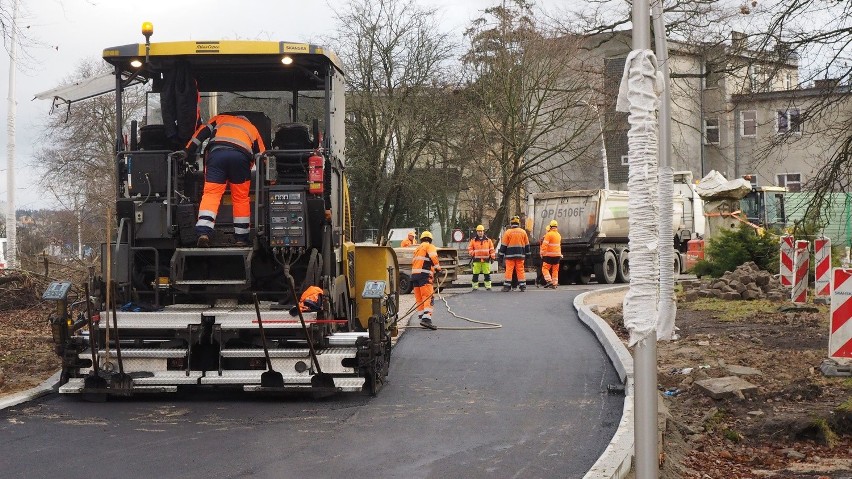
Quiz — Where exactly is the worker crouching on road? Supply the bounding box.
[400,230,416,247]
[412,231,442,330]
[498,216,530,292]
[540,220,562,289]
[468,224,496,291]
[179,114,266,248]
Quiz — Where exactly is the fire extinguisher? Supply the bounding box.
[308,154,324,195]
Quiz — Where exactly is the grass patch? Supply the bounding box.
[843,378,852,390]
[723,428,743,443]
[681,297,778,322]
[811,417,839,447]
[838,398,852,413]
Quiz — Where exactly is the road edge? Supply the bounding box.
[0,371,60,411]
[575,286,634,479]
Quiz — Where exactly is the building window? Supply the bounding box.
[777,108,802,134]
[620,155,629,166]
[740,110,757,137]
[785,72,793,90]
[704,118,720,145]
[703,62,720,89]
[748,65,759,92]
[777,173,802,192]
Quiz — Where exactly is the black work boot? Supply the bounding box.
[501,284,511,292]
[196,234,210,248]
[419,318,437,330]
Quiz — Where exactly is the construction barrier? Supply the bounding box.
[815,237,831,300]
[829,268,852,359]
[791,240,809,304]
[780,235,794,287]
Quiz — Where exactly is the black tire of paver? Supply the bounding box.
[399,273,413,294]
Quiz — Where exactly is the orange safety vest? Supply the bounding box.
[186,114,267,159]
[499,227,530,259]
[468,236,495,261]
[540,229,562,257]
[400,237,415,247]
[411,242,440,275]
[299,286,324,312]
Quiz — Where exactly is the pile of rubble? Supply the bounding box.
[682,261,787,301]
[0,270,50,311]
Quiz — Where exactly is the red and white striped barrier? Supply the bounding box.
[815,237,831,300]
[829,268,852,359]
[791,240,809,304]
[780,235,794,287]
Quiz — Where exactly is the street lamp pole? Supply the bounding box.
[5,0,19,269]
[596,105,610,190]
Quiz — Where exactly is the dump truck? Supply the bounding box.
[528,171,703,284]
[43,25,398,398]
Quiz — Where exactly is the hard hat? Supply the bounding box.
[549,220,558,228]
[408,230,416,237]
[510,216,520,225]
[476,225,484,232]
[420,231,433,241]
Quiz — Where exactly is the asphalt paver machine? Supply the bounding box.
[49,24,398,398]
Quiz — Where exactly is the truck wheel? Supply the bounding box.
[595,251,618,284]
[398,273,413,294]
[616,250,630,283]
[578,271,592,285]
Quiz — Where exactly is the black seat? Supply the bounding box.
[272,123,313,150]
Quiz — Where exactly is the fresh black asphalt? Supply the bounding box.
[0,286,623,479]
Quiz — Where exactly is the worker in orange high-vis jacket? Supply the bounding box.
[400,230,416,248]
[411,231,442,330]
[498,216,530,292]
[180,114,266,247]
[540,219,562,289]
[468,224,496,291]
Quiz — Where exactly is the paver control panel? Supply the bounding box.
[269,187,307,247]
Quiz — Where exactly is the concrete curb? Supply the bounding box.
[0,371,60,411]
[575,286,635,479]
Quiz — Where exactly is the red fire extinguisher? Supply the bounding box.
[308,154,324,195]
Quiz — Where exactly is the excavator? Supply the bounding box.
[44,23,399,398]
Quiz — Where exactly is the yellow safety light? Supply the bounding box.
[141,22,154,39]
[281,56,294,65]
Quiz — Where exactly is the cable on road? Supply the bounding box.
[397,270,502,331]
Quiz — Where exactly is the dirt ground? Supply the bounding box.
[596,288,852,479]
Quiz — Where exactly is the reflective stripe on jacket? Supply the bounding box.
[468,236,495,260]
[499,227,530,259]
[411,242,440,275]
[540,229,562,257]
[186,114,267,159]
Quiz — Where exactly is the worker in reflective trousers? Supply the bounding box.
[468,224,496,291]
[498,216,530,292]
[412,231,442,330]
[182,114,266,247]
[400,230,416,247]
[540,220,562,289]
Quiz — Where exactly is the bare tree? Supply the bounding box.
[32,59,146,258]
[463,0,600,237]
[329,0,457,243]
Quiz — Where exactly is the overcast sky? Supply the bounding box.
[1,0,550,211]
